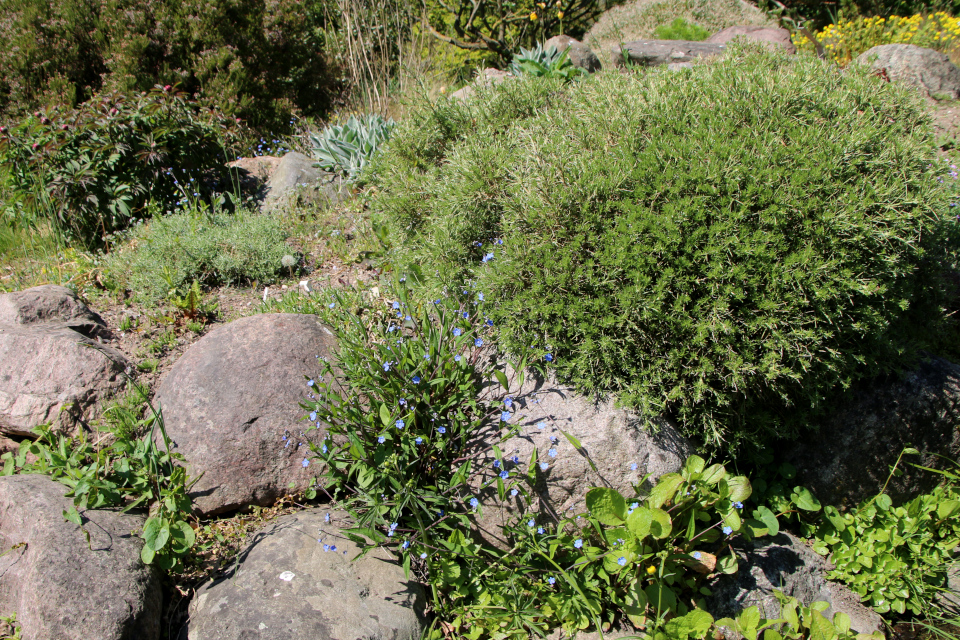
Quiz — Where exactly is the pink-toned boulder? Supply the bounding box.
[0,474,161,640]
[155,313,338,515]
[705,25,796,54]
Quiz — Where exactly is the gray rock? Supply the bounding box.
[0,284,108,338]
[450,68,512,102]
[936,561,960,614]
[468,369,691,547]
[705,26,796,54]
[855,44,960,99]
[262,151,346,212]
[187,509,425,640]
[0,474,161,640]
[613,40,726,68]
[786,356,960,510]
[155,314,338,515]
[706,533,882,634]
[0,324,131,437]
[544,35,602,72]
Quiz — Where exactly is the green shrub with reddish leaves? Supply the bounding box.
[0,86,236,249]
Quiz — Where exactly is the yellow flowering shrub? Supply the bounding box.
[793,12,960,65]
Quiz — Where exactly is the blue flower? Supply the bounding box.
[475,338,483,347]
[328,302,335,309]
[478,293,484,301]
[308,379,315,387]
[630,502,638,510]
[383,362,392,372]
[437,426,446,434]
[548,448,557,458]
[540,462,549,471]
[630,462,638,471]
[453,327,462,337]
[378,436,386,444]
[392,301,400,309]
[454,355,462,362]
[482,252,494,263]
[544,353,553,362]
[405,315,412,321]
[302,459,310,467]
[493,459,501,468]
[399,398,407,406]
[321,444,328,454]
[617,556,627,566]
[511,456,520,464]
[423,353,430,360]
[309,411,317,421]
[395,419,405,429]
[469,497,479,509]
[723,526,733,535]
[402,541,409,549]
[511,488,519,496]
[501,411,512,422]
[325,513,331,523]
[415,437,423,445]
[692,552,702,560]
[485,319,494,327]
[499,470,509,480]
[527,519,535,527]
[537,527,544,534]
[548,577,556,585]
[412,376,421,384]
[733,501,743,510]
[504,397,513,408]
[536,422,546,430]
[574,539,583,549]
[388,325,396,332]
[462,312,469,319]
[420,552,427,559]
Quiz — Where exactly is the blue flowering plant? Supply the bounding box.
[301,280,534,572]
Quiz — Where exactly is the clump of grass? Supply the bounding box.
[104,206,291,305]
[371,44,959,452]
[653,17,712,41]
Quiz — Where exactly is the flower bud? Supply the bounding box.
[31,142,39,150]
[61,124,69,131]
[164,84,172,91]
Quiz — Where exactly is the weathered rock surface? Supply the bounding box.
[855,44,960,99]
[155,314,338,515]
[450,68,512,101]
[707,533,882,634]
[187,509,425,640]
[0,284,108,337]
[0,323,131,437]
[262,151,346,212]
[469,369,691,547]
[613,40,726,68]
[705,25,796,54]
[0,474,161,640]
[545,35,602,72]
[786,356,960,510]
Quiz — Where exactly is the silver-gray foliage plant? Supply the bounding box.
[309,114,396,181]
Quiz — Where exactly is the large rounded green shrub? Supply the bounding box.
[371,46,959,450]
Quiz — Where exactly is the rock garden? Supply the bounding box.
[1,0,960,639]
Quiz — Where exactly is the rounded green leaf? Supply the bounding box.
[586,487,627,525]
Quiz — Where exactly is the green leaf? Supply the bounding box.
[683,455,705,477]
[718,549,738,574]
[379,403,391,427]
[644,583,677,614]
[63,507,83,527]
[494,370,509,391]
[700,464,726,485]
[624,580,648,627]
[938,500,959,519]
[559,429,583,451]
[808,611,834,640]
[586,487,627,525]
[648,473,683,509]
[177,520,196,550]
[649,508,672,539]
[142,517,162,550]
[754,506,779,536]
[875,493,892,511]
[626,507,652,540]
[140,543,156,564]
[792,486,821,511]
[726,476,752,503]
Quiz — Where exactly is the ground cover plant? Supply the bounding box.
[370,45,960,452]
[104,204,291,304]
[653,17,711,40]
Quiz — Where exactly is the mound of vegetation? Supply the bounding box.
[371,45,959,451]
[105,207,290,304]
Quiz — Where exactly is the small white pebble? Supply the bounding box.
[278,571,295,581]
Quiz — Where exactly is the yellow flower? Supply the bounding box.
[537,2,546,7]
[646,565,656,575]
[529,11,537,20]
[557,10,563,18]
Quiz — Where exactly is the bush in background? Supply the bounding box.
[794,12,960,65]
[371,46,958,451]
[105,207,290,304]
[0,86,235,249]
[0,0,339,132]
